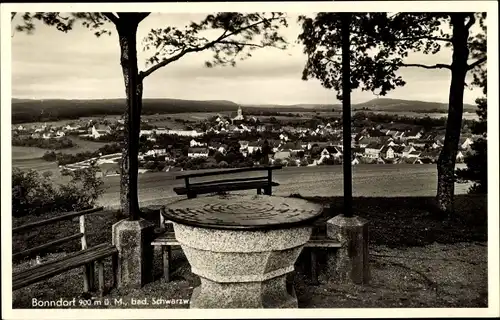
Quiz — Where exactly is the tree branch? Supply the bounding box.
[217,40,267,48]
[103,12,119,25]
[401,63,451,70]
[465,13,476,30]
[467,57,486,70]
[350,32,452,43]
[139,16,280,80]
[137,13,150,22]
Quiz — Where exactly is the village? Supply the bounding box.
[11,105,476,175]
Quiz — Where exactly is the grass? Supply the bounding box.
[11,146,48,160]
[292,194,487,247]
[11,194,488,309]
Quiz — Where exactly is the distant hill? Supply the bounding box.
[354,98,476,113]
[11,97,477,124]
[11,98,239,124]
[245,98,477,113]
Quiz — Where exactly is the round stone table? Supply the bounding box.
[162,194,323,309]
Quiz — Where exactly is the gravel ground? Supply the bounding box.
[12,241,487,309]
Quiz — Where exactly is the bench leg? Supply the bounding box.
[89,262,96,291]
[163,246,172,282]
[264,187,272,195]
[311,249,319,285]
[111,253,118,288]
[257,188,262,195]
[97,260,105,297]
[83,265,90,293]
[83,262,95,292]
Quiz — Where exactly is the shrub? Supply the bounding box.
[12,136,75,149]
[12,165,104,218]
[218,160,229,168]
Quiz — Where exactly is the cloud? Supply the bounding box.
[10,13,484,105]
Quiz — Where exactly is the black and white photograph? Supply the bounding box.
[1,1,498,319]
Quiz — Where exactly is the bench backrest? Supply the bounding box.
[12,207,104,260]
[175,165,282,189]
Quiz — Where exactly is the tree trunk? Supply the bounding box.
[341,13,353,217]
[117,20,141,220]
[436,13,470,215]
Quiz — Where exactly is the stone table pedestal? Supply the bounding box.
[163,194,323,309]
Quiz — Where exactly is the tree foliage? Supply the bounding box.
[298,12,486,100]
[12,165,104,217]
[14,11,289,218]
[456,72,487,194]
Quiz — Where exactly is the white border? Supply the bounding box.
[2,2,499,319]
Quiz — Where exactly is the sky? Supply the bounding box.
[11,12,485,105]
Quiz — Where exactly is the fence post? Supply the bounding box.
[80,214,95,291]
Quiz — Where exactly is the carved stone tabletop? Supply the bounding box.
[162,194,324,308]
[162,194,323,230]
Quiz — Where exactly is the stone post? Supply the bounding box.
[112,218,155,289]
[325,214,370,284]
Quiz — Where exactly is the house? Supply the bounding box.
[352,146,365,156]
[246,142,261,155]
[187,147,209,158]
[405,127,423,140]
[238,140,250,150]
[144,148,167,157]
[380,145,396,159]
[459,137,473,150]
[273,151,291,160]
[379,136,394,144]
[320,146,342,159]
[456,150,465,163]
[232,106,245,122]
[380,145,405,159]
[402,146,417,158]
[407,151,421,158]
[364,143,384,159]
[167,129,203,137]
[90,125,111,139]
[391,145,405,158]
[420,150,440,163]
[307,142,331,150]
[409,139,433,149]
[64,124,80,131]
[55,130,65,139]
[279,133,289,142]
[394,131,405,139]
[358,136,381,148]
[190,139,205,147]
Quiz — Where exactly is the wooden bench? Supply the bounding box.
[306,236,342,284]
[12,207,118,296]
[151,227,340,284]
[172,165,282,199]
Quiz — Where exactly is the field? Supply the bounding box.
[96,164,471,209]
[11,146,48,160]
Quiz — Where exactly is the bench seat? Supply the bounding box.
[151,232,179,246]
[13,243,117,290]
[173,180,279,196]
[150,231,340,283]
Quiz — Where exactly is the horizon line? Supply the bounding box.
[10,96,465,106]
